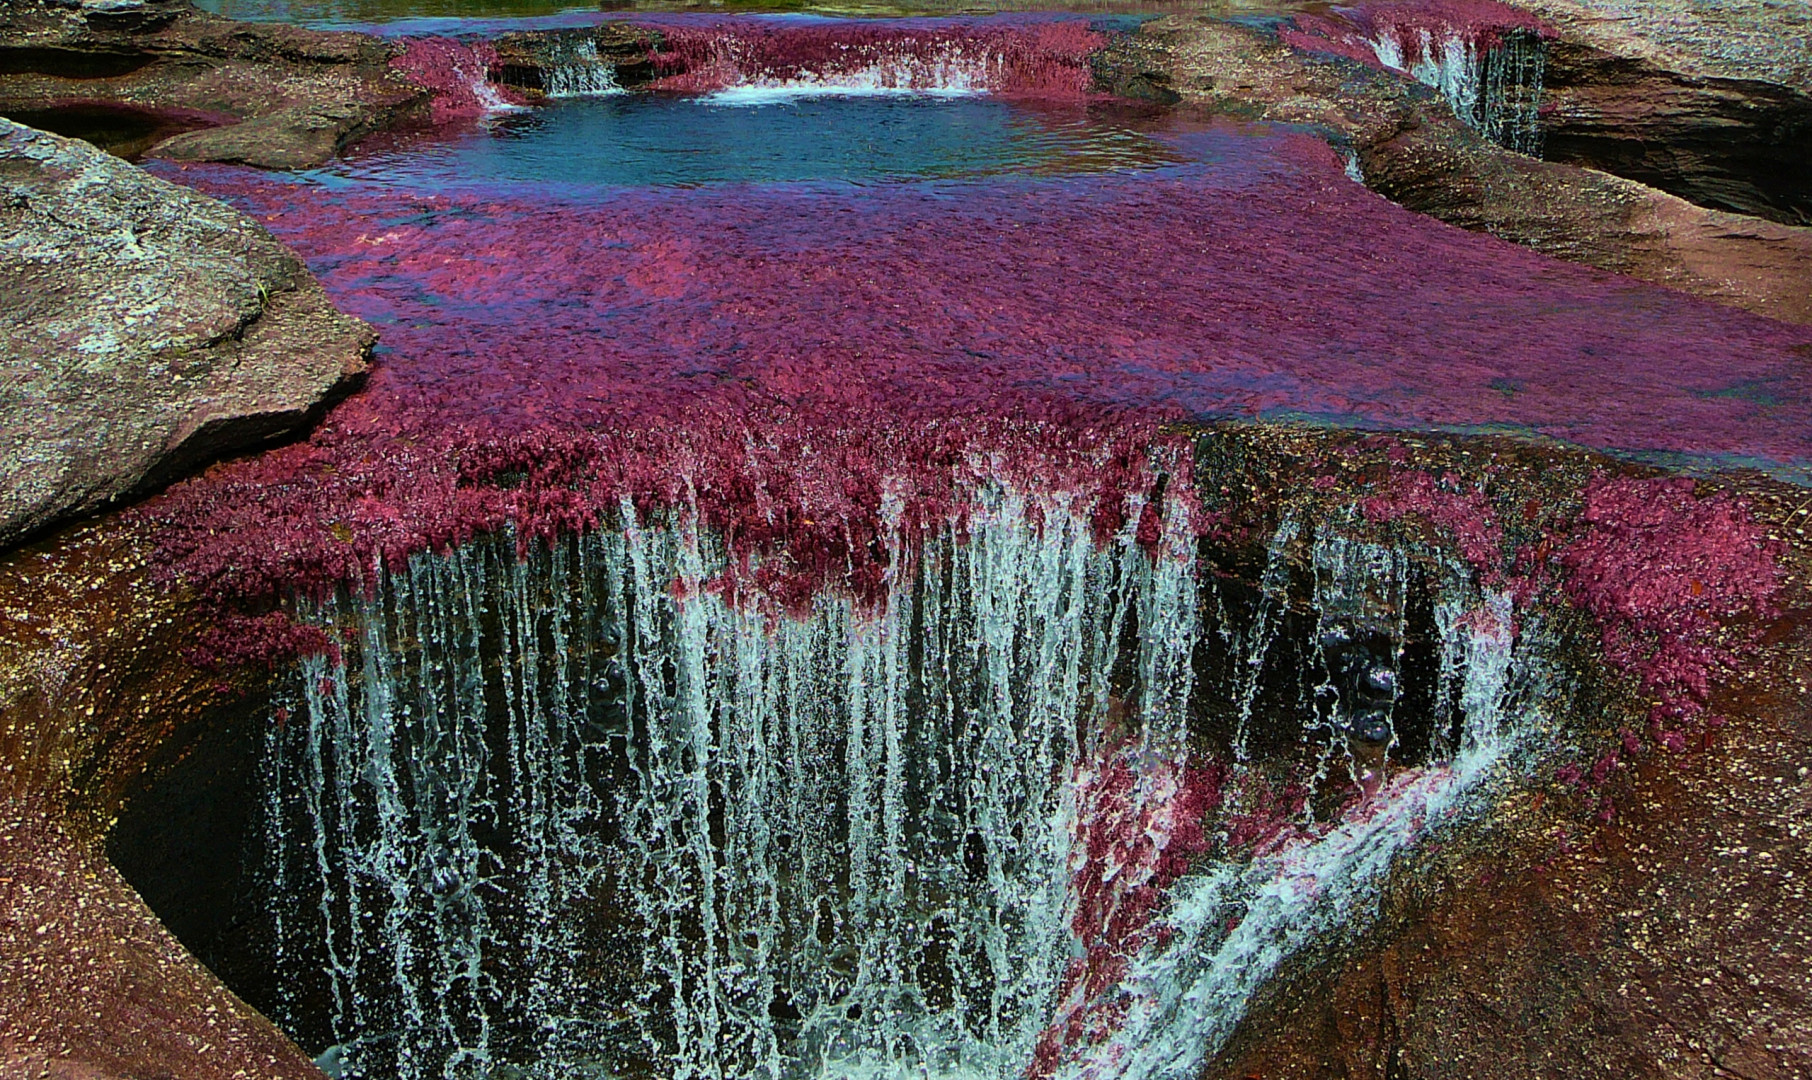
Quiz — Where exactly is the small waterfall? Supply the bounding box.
[1282,8,1550,156]
[1367,26,1548,156]
[391,37,528,122]
[644,21,1104,101]
[1477,30,1547,156]
[255,496,1546,1080]
[542,40,625,99]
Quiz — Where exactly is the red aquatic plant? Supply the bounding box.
[1558,476,1784,743]
[391,36,528,122]
[1030,743,1222,1078]
[1362,468,1506,582]
[642,19,1105,97]
[137,120,1812,643]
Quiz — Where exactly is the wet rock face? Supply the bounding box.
[1541,39,1812,226]
[0,0,424,168]
[0,118,371,549]
[0,517,326,1080]
[1119,14,1812,326]
[488,24,662,96]
[1206,516,1812,1080]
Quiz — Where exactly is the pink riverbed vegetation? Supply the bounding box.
[391,37,529,121]
[641,18,1106,96]
[139,118,1810,667]
[1558,476,1785,750]
[1031,742,1222,1076]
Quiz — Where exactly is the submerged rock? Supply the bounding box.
[0,118,371,549]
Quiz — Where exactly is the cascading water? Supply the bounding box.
[542,40,625,99]
[641,21,1103,101]
[1475,29,1546,156]
[1282,6,1551,156]
[250,493,1547,1080]
[1367,26,1547,156]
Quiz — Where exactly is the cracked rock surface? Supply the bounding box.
[0,0,426,168]
[0,117,371,548]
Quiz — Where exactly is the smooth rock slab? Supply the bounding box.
[0,118,370,549]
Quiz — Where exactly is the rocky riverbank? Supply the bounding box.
[1101,7,1812,325]
[0,118,371,550]
[0,0,425,167]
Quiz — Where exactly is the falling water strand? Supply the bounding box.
[261,503,1544,1079]
[1368,27,1547,155]
[543,40,625,98]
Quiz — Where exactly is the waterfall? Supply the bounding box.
[1477,30,1547,157]
[644,22,1103,101]
[256,494,1545,1080]
[1367,27,1547,156]
[392,38,528,121]
[543,40,626,99]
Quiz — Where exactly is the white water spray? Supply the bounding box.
[1368,27,1547,155]
[543,40,627,98]
[260,496,1546,1080]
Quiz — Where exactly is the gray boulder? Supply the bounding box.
[0,117,370,548]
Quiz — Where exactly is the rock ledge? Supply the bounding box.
[0,117,371,549]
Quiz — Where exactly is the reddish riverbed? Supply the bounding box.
[141,86,1812,613]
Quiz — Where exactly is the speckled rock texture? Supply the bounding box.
[1205,473,1812,1079]
[0,522,325,1080]
[0,0,425,168]
[0,117,371,549]
[1516,0,1812,226]
[1520,0,1812,90]
[1112,14,1812,324]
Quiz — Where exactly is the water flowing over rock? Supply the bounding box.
[640,19,1106,100]
[1280,1,1555,155]
[240,492,1545,1080]
[491,26,662,98]
[0,118,370,548]
[1117,13,1812,325]
[3,6,1810,1078]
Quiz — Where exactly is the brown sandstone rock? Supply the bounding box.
[1534,36,1812,227]
[0,117,371,550]
[1113,15,1812,326]
[488,23,661,95]
[0,519,323,1080]
[1519,0,1812,92]
[0,0,425,168]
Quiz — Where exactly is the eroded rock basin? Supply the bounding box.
[4,4,1811,1080]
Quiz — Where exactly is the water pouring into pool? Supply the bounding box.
[80,7,1810,1080]
[235,499,1546,1080]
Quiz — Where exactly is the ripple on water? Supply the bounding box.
[309,94,1189,190]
